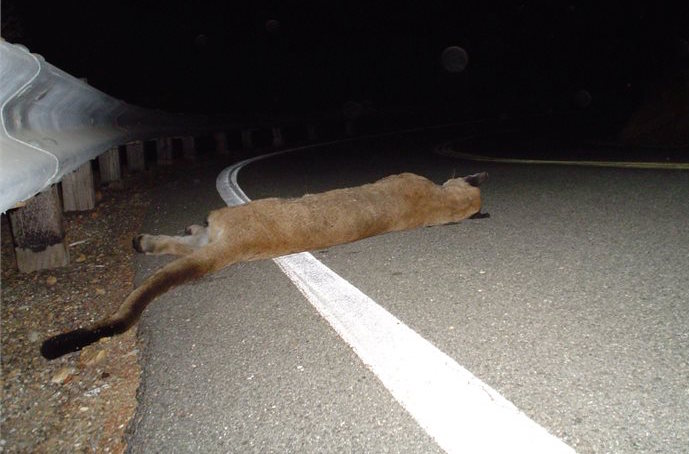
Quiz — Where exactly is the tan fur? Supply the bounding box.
[41,172,487,359]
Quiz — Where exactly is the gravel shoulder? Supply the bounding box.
[1,165,182,453]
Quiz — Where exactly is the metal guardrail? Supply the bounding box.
[0,39,219,214]
[0,39,440,214]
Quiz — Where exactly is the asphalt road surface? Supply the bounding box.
[127,130,689,453]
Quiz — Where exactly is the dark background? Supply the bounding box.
[3,1,688,146]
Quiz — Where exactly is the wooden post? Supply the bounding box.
[307,124,318,142]
[98,147,121,183]
[156,137,173,165]
[61,161,95,211]
[126,141,146,172]
[9,186,69,273]
[181,136,196,161]
[345,120,355,136]
[272,127,284,148]
[241,129,254,149]
[213,132,229,155]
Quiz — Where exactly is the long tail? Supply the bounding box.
[41,244,227,360]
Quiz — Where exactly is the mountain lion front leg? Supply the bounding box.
[133,224,209,256]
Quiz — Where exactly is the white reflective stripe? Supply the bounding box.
[274,252,574,453]
[436,143,689,170]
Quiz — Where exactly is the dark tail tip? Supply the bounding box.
[41,327,108,360]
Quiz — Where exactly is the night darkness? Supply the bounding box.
[2,1,688,141]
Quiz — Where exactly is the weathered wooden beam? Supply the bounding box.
[125,141,146,172]
[307,124,318,142]
[213,132,229,155]
[345,120,355,136]
[156,137,173,165]
[181,136,196,161]
[98,146,121,183]
[272,127,284,148]
[241,129,254,149]
[61,161,95,212]
[9,186,69,273]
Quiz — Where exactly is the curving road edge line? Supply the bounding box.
[435,142,689,170]
[435,143,689,170]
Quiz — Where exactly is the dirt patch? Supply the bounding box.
[1,168,169,453]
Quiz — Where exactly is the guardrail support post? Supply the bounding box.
[126,141,146,172]
[241,129,254,149]
[272,127,284,148]
[307,124,318,142]
[182,136,196,160]
[213,132,229,155]
[98,147,122,183]
[61,162,95,211]
[156,138,173,165]
[345,120,355,136]
[9,186,69,272]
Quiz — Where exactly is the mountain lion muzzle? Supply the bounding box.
[41,172,488,359]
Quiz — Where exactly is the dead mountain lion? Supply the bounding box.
[41,172,488,359]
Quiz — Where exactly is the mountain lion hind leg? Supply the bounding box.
[133,223,209,256]
[41,171,488,360]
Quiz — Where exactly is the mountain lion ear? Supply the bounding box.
[463,172,488,187]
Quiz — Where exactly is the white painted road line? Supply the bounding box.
[216,147,575,453]
[273,252,574,454]
[436,142,689,170]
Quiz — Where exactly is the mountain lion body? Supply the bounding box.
[41,172,488,359]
